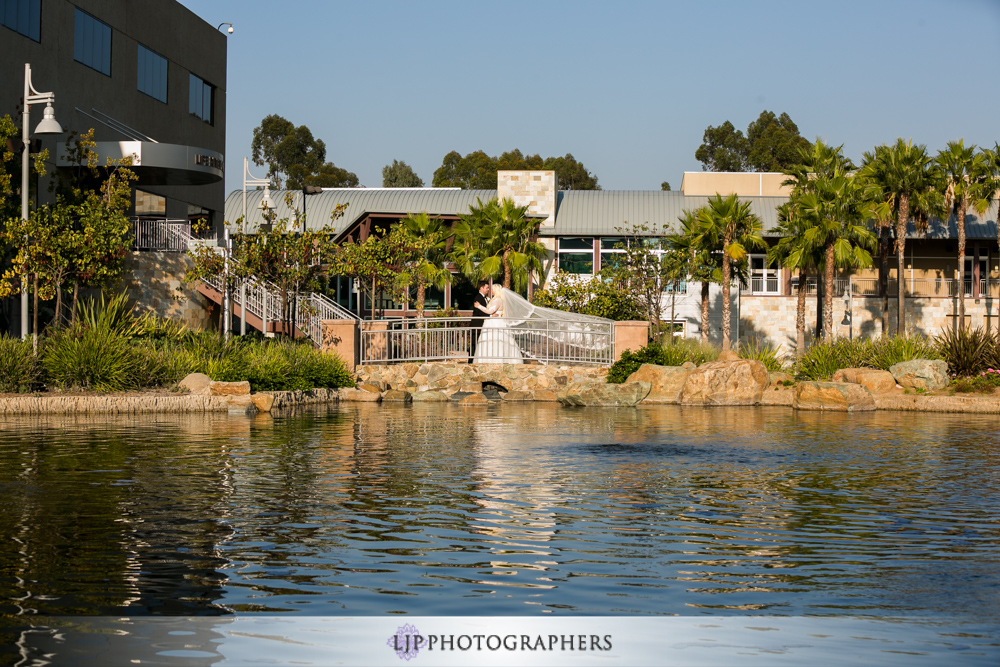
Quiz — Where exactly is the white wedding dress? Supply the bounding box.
[472,292,523,364]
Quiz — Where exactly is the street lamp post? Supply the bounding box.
[239,157,273,336]
[20,63,63,341]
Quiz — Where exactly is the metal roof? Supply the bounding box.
[223,187,998,240]
[224,188,498,234]
[910,201,998,239]
[547,191,787,236]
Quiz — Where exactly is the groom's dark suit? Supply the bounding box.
[469,290,489,359]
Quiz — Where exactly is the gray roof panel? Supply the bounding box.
[546,191,786,236]
[224,188,998,241]
[224,188,498,234]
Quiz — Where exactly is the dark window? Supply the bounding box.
[559,237,594,251]
[136,44,167,103]
[73,8,111,76]
[1,0,40,41]
[189,73,213,124]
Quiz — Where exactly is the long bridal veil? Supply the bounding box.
[496,287,613,363]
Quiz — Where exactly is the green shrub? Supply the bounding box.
[794,335,940,380]
[131,339,191,388]
[607,339,719,383]
[43,322,143,391]
[738,337,785,372]
[0,335,40,393]
[935,326,994,377]
[532,271,644,321]
[201,337,353,392]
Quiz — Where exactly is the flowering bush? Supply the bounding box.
[951,368,1000,394]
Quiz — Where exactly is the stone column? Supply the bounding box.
[613,321,649,361]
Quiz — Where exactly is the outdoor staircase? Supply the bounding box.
[145,220,360,345]
[198,273,359,346]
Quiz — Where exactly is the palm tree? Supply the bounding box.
[798,171,878,340]
[452,197,547,291]
[400,212,452,318]
[700,193,766,351]
[768,201,821,356]
[859,139,939,336]
[672,209,720,345]
[935,140,995,327]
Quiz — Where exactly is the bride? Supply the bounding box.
[472,285,523,364]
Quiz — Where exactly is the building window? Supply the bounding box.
[599,237,629,272]
[73,8,111,76]
[189,74,213,124]
[558,237,594,275]
[2,0,40,41]
[137,44,167,103]
[749,255,781,294]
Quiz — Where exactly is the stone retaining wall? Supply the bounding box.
[356,363,608,393]
[0,394,232,416]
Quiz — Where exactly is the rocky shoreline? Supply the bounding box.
[2,359,994,416]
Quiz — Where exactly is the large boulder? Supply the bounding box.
[558,381,651,407]
[339,388,382,402]
[381,389,412,403]
[832,368,897,394]
[411,390,450,402]
[178,372,212,395]
[794,381,876,412]
[679,359,769,406]
[209,380,251,396]
[889,359,949,391]
[625,364,691,404]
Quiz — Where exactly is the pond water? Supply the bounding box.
[0,403,998,661]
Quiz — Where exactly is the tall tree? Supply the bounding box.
[432,150,600,190]
[672,209,721,345]
[250,114,327,189]
[768,201,821,355]
[935,140,995,327]
[696,111,809,172]
[698,194,766,350]
[399,212,450,317]
[451,198,546,291]
[382,160,424,188]
[798,171,877,341]
[661,181,671,191]
[306,162,358,188]
[859,139,940,335]
[746,111,811,172]
[694,121,750,172]
[541,154,599,190]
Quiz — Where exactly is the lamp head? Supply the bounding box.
[259,187,274,211]
[34,103,63,135]
[227,25,234,34]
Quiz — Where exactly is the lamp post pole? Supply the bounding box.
[20,63,62,341]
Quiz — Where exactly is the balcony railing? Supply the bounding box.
[785,277,997,298]
[132,218,216,252]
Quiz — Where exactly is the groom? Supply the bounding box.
[469,280,490,362]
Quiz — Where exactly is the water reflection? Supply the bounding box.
[0,405,997,621]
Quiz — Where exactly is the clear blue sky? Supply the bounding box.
[178,0,1000,196]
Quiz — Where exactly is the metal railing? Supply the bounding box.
[360,317,614,366]
[784,276,999,298]
[742,276,781,294]
[202,274,359,345]
[132,218,216,251]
